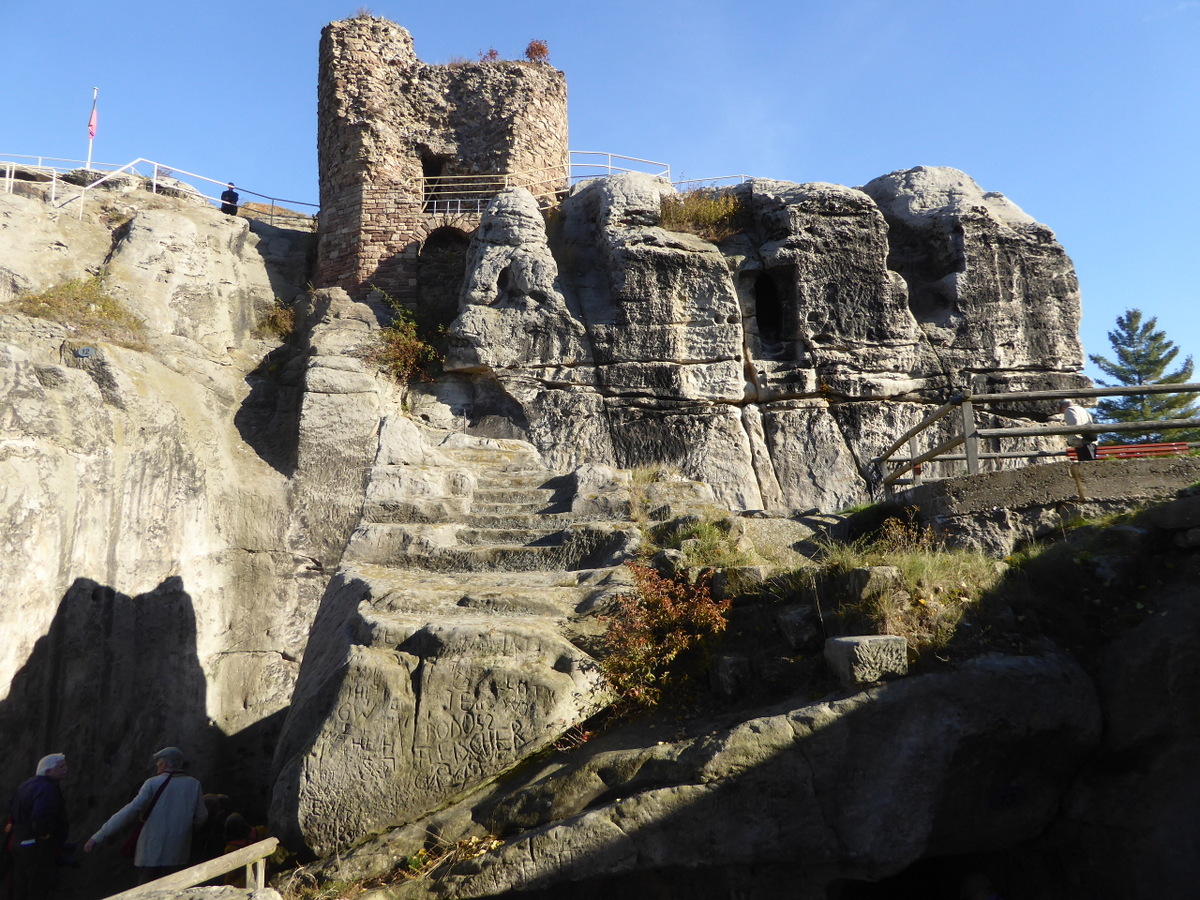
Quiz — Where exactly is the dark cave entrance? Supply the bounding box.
[752,268,792,358]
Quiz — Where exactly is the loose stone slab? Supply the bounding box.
[824,635,909,688]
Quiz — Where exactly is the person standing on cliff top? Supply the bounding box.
[7,753,72,900]
[219,182,239,216]
[1059,399,1098,461]
[84,747,207,884]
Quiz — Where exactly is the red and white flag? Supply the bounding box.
[87,89,98,139]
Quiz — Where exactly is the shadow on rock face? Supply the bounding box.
[0,576,219,900]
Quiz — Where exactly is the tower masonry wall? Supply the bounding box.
[316,16,568,305]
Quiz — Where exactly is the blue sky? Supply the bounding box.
[3,0,1197,380]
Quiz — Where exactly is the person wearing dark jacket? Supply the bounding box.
[219,183,239,216]
[8,753,70,900]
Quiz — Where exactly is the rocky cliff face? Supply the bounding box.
[443,167,1089,514]
[0,182,323,834]
[4,156,1157,900]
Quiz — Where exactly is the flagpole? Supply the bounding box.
[86,87,98,170]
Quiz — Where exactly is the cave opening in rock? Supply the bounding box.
[754,269,786,356]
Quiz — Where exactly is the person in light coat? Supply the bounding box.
[83,747,207,883]
[1059,399,1098,461]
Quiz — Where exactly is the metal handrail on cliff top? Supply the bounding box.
[23,155,319,227]
[102,837,279,898]
[672,174,756,191]
[873,383,1200,492]
[2,153,130,205]
[569,150,671,182]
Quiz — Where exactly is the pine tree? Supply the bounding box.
[1088,308,1200,443]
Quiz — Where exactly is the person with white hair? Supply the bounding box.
[84,746,207,884]
[1059,398,1098,461]
[7,752,71,899]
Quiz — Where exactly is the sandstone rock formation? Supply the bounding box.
[0,183,321,851]
[6,49,1173,899]
[442,167,1090,516]
[304,651,1101,899]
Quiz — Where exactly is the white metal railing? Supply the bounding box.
[569,151,671,183]
[672,174,756,192]
[2,153,315,228]
[422,162,569,215]
[103,837,279,898]
[871,383,1200,493]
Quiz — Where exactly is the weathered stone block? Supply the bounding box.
[824,635,909,688]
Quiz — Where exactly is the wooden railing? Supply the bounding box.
[872,383,1200,493]
[103,837,279,898]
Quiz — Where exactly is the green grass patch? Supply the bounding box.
[651,515,759,570]
[800,514,1005,657]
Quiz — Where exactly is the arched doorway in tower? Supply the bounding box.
[418,226,472,330]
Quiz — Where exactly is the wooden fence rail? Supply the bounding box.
[872,383,1200,492]
[104,837,279,899]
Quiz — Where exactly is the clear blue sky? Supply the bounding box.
[3,0,1197,381]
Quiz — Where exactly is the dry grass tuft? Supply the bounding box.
[659,188,750,243]
[13,276,147,347]
[254,298,296,340]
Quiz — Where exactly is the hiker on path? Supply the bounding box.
[8,753,72,900]
[1059,399,1098,461]
[84,747,207,884]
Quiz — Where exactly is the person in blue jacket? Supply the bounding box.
[8,753,71,900]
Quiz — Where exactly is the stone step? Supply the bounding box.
[470,500,567,517]
[455,526,567,546]
[472,487,559,505]
[345,562,636,620]
[463,513,578,530]
[383,544,583,573]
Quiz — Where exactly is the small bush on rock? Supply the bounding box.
[600,562,730,709]
[524,39,549,62]
[367,286,441,405]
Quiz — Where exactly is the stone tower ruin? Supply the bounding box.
[316,16,569,312]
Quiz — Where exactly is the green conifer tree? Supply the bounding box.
[1088,308,1200,443]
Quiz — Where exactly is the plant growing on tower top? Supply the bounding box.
[525,39,549,62]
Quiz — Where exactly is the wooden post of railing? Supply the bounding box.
[908,435,922,485]
[961,398,979,475]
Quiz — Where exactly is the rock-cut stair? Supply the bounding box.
[341,426,637,640]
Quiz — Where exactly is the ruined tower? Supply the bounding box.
[316,16,569,310]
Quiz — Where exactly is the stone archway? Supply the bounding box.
[418,226,471,329]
